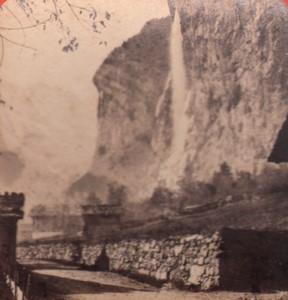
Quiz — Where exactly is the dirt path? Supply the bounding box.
[18,260,288,300]
[64,290,288,300]
[33,269,156,292]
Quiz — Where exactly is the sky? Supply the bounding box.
[0,0,169,220]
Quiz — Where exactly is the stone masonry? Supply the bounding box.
[17,232,221,291]
[17,228,288,292]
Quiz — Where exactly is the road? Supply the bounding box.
[18,260,288,300]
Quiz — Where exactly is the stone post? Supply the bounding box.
[81,204,122,243]
[0,192,25,266]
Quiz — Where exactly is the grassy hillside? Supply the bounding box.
[116,191,288,240]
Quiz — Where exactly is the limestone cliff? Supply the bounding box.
[78,0,288,204]
[84,17,173,202]
[163,0,288,185]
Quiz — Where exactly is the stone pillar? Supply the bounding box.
[81,204,122,243]
[0,192,24,265]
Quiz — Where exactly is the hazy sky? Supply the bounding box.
[0,0,169,220]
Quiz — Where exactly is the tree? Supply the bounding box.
[177,178,216,207]
[256,164,288,193]
[234,171,256,194]
[0,0,111,66]
[212,162,236,196]
[150,186,174,206]
[177,160,216,207]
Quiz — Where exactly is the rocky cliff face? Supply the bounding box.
[166,0,288,184]
[83,17,173,202]
[77,0,288,204]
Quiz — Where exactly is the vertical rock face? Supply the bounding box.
[165,0,288,184]
[90,17,173,201]
[85,0,288,204]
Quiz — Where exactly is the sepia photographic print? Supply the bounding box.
[1,0,288,299]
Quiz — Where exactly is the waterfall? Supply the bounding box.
[169,9,190,163]
[157,8,190,187]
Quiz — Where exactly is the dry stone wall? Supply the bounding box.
[17,242,80,262]
[81,244,103,266]
[17,232,221,291]
[105,232,221,290]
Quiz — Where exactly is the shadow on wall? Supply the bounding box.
[83,247,110,272]
[219,228,288,293]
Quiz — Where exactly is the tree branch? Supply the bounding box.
[0,34,37,51]
[0,15,52,31]
[0,35,4,67]
[5,5,27,54]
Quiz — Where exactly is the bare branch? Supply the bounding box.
[0,15,52,31]
[0,0,110,64]
[64,0,99,33]
[0,35,4,67]
[5,5,27,54]
[0,34,37,51]
[65,0,91,13]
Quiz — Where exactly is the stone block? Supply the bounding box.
[201,277,214,291]
[174,245,184,256]
[204,257,210,264]
[188,265,205,285]
[197,257,204,265]
[214,275,220,287]
[151,258,157,267]
[156,268,169,281]
[150,271,156,278]
[200,246,208,258]
[169,240,175,246]
[206,237,212,243]
[143,242,150,252]
[213,265,220,276]
[153,245,160,252]
[208,266,214,275]
[180,254,186,265]
[139,268,150,276]
[183,234,198,242]
[185,263,191,271]
[211,232,220,242]
[197,235,204,241]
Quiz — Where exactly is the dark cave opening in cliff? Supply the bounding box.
[268,115,288,163]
